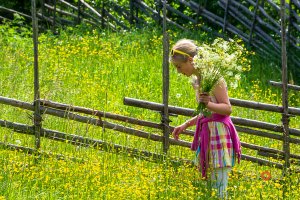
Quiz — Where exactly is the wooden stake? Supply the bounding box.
[31,0,42,149]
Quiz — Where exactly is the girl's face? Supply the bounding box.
[172,57,195,77]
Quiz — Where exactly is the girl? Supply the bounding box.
[170,39,241,199]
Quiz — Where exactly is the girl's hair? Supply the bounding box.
[169,39,198,63]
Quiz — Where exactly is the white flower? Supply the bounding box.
[15,140,21,145]
[230,81,238,89]
[234,74,241,81]
[227,71,233,76]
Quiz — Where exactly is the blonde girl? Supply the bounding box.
[170,39,241,199]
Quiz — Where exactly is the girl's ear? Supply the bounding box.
[188,57,193,63]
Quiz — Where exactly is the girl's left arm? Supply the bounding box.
[201,80,232,116]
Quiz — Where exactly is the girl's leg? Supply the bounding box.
[210,167,231,199]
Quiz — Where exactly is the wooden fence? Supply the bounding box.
[0,87,299,170]
[0,0,299,173]
[39,0,300,79]
[1,0,300,70]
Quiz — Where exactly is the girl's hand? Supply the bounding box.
[172,123,187,140]
[199,93,210,105]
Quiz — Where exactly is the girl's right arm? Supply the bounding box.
[172,115,199,140]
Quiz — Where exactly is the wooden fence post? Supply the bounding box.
[162,0,170,154]
[52,0,56,33]
[31,0,42,150]
[223,0,231,32]
[195,0,201,29]
[40,0,45,17]
[77,0,81,25]
[287,0,293,55]
[280,0,290,178]
[129,0,134,25]
[155,0,162,26]
[101,1,105,29]
[248,0,260,46]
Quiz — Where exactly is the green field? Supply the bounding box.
[0,19,299,199]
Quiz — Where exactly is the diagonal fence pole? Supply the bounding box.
[32,0,42,149]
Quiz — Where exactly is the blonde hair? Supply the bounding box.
[170,39,198,63]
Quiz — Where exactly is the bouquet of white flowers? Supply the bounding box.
[192,38,251,116]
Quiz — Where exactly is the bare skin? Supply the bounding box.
[172,57,232,140]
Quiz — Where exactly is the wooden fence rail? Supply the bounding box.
[1,94,299,170]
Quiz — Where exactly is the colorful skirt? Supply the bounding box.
[194,121,235,169]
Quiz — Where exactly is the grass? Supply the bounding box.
[0,19,299,199]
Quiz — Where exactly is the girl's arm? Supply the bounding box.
[172,115,199,140]
[199,80,232,116]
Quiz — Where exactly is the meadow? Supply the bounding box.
[0,19,299,199]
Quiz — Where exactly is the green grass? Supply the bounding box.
[0,20,299,199]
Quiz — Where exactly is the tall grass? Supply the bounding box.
[0,20,299,199]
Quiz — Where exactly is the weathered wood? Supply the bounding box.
[58,0,77,10]
[265,0,280,11]
[40,99,195,136]
[52,0,57,30]
[219,0,280,53]
[258,151,300,161]
[162,0,170,153]
[0,96,295,169]
[235,126,300,144]
[134,0,184,30]
[44,3,77,18]
[293,0,300,9]
[223,0,231,32]
[32,0,42,149]
[110,0,144,25]
[232,117,299,137]
[230,98,300,116]
[57,0,99,25]
[133,1,159,21]
[241,141,300,160]
[269,81,300,91]
[3,95,299,139]
[248,0,260,45]
[0,119,192,166]
[0,118,286,169]
[77,0,81,24]
[0,6,32,19]
[124,97,300,117]
[189,1,249,41]
[246,0,281,29]
[165,3,196,24]
[103,8,129,29]
[280,0,290,174]
[123,97,300,137]
[0,15,10,21]
[241,154,283,169]
[79,0,116,30]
